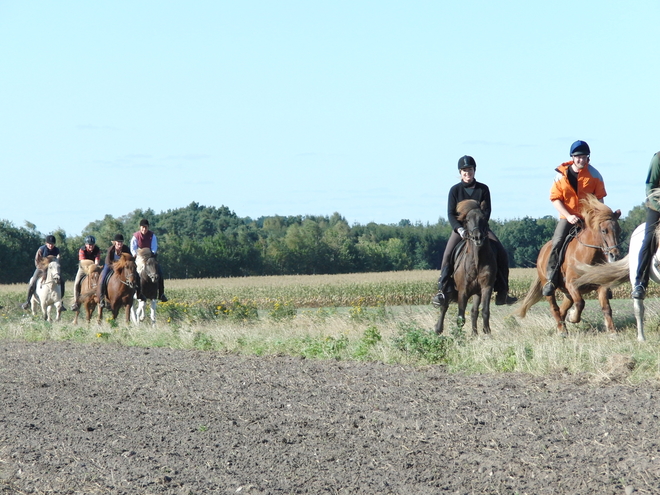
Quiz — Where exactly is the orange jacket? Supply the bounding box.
[549,161,607,218]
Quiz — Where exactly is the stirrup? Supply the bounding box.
[431,291,445,307]
[542,282,555,296]
[631,285,646,300]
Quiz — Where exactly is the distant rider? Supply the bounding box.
[21,235,66,311]
[130,218,168,302]
[97,234,132,309]
[70,235,101,311]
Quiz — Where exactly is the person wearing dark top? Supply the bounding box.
[21,235,66,310]
[541,140,607,296]
[631,151,660,299]
[71,235,102,311]
[97,234,132,308]
[431,156,517,307]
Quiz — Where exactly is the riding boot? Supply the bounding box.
[98,284,107,308]
[21,283,36,310]
[158,273,167,302]
[432,265,453,306]
[71,281,81,311]
[543,253,560,296]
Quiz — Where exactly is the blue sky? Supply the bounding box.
[1,1,658,236]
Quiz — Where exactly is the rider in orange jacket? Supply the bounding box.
[542,140,607,296]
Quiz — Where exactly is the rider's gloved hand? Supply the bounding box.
[458,228,466,239]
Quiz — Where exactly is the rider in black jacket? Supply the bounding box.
[432,155,517,307]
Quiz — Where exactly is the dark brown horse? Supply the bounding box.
[98,253,138,324]
[515,195,621,335]
[435,199,497,335]
[73,264,101,325]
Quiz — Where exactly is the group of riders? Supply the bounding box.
[21,219,168,312]
[21,142,660,313]
[431,140,660,306]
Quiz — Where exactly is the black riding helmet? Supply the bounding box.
[85,235,96,246]
[458,155,476,170]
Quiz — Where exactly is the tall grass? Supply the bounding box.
[0,269,658,382]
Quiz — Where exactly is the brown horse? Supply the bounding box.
[516,195,621,335]
[73,263,101,325]
[98,253,138,324]
[434,199,497,335]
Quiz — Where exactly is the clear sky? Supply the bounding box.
[1,1,658,236]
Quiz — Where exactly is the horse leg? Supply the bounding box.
[124,304,132,324]
[547,294,568,335]
[456,293,469,330]
[150,300,157,323]
[434,299,449,334]
[596,286,616,335]
[55,301,62,322]
[470,294,480,336]
[633,299,645,342]
[480,287,494,335]
[136,300,146,322]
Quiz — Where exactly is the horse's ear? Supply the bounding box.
[480,201,487,212]
[614,209,621,220]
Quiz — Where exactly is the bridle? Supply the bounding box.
[572,221,620,259]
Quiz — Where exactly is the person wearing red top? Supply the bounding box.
[542,140,607,296]
[71,235,101,311]
[130,219,168,302]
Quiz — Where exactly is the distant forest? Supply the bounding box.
[0,201,647,284]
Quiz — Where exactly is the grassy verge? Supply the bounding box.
[1,270,658,382]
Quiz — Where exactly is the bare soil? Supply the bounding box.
[1,341,659,494]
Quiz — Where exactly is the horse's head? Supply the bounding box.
[581,194,622,262]
[457,199,489,248]
[114,253,139,289]
[144,256,159,283]
[45,258,61,285]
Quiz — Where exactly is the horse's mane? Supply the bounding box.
[38,255,58,270]
[580,194,615,232]
[87,264,102,275]
[456,199,481,223]
[136,247,152,261]
[114,253,136,271]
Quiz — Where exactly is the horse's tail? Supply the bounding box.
[573,254,630,288]
[514,272,543,319]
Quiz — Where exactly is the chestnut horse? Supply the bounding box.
[73,263,101,324]
[434,199,497,335]
[516,195,621,336]
[98,253,138,324]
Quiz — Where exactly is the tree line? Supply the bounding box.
[0,201,647,284]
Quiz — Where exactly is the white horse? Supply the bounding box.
[574,222,658,341]
[31,257,64,322]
